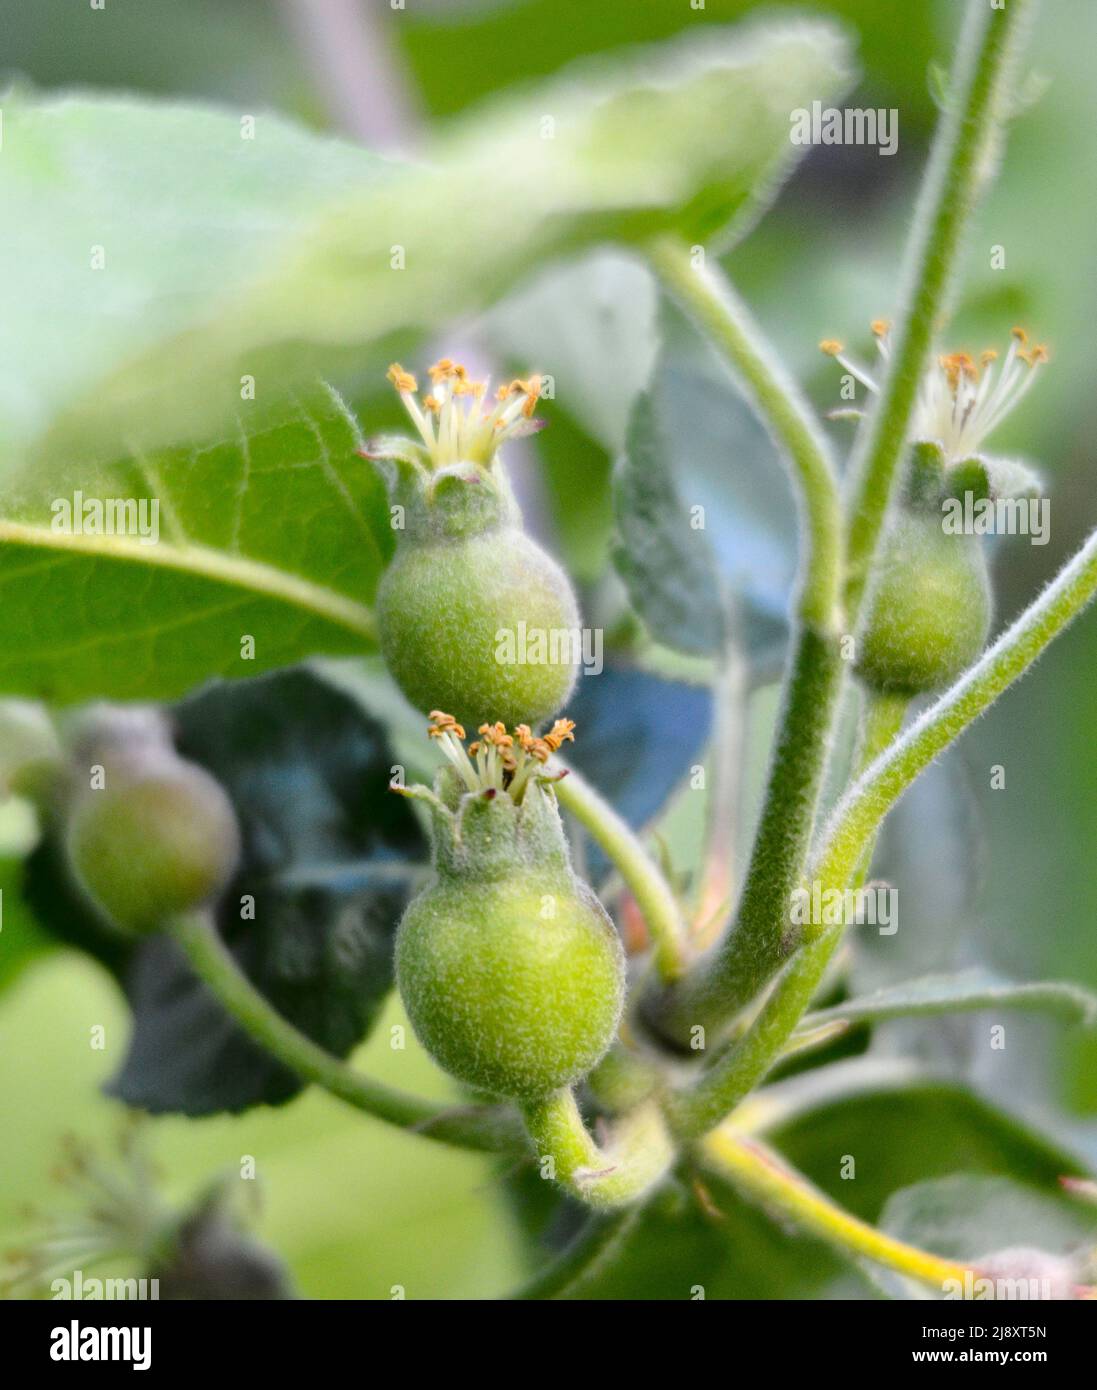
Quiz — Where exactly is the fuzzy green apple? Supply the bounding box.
[368,362,581,731]
[63,707,240,934]
[394,714,624,1101]
[856,506,992,695]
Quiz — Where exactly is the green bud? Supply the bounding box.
[857,446,992,695]
[368,361,581,731]
[63,707,240,934]
[394,714,624,1101]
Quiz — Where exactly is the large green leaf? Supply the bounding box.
[0,21,852,469]
[0,389,389,702]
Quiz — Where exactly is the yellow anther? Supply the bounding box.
[521,374,543,418]
[478,721,514,750]
[819,339,844,357]
[542,718,576,752]
[428,358,461,383]
[428,710,465,740]
[386,363,418,394]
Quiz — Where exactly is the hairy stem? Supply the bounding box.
[847,686,910,886]
[522,1088,675,1210]
[644,240,846,1037]
[669,525,1097,1138]
[170,910,521,1153]
[644,627,843,1043]
[844,0,1033,616]
[820,527,1097,893]
[667,927,843,1138]
[552,761,689,980]
[700,1127,971,1291]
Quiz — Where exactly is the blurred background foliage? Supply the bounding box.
[1,0,1096,1298]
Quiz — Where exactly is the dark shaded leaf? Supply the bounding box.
[106,667,424,1114]
[566,665,712,832]
[23,667,424,1114]
[152,1193,297,1301]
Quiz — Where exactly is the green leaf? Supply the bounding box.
[0,21,852,468]
[880,1173,1097,1263]
[612,300,796,657]
[483,250,659,454]
[0,388,390,702]
[798,969,1097,1034]
[613,392,728,656]
[512,1170,866,1300]
[774,1085,1085,1220]
[0,852,54,995]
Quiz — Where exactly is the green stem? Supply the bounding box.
[819,526,1097,895]
[647,235,842,632]
[670,525,1097,1139]
[644,627,843,1042]
[700,1127,971,1291]
[667,926,843,1138]
[552,760,688,980]
[689,640,747,948]
[848,687,910,886]
[522,1088,675,1210]
[844,0,1033,616]
[169,910,521,1153]
[508,1209,639,1300]
[644,239,847,1038]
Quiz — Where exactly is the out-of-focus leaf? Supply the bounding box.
[152,1192,298,1301]
[565,665,712,833]
[23,667,425,1114]
[613,300,797,658]
[0,852,54,994]
[773,1085,1087,1225]
[614,393,728,656]
[521,1172,866,1300]
[0,21,852,468]
[880,1174,1097,1263]
[0,389,389,703]
[855,758,985,993]
[800,970,1097,1034]
[483,250,659,454]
